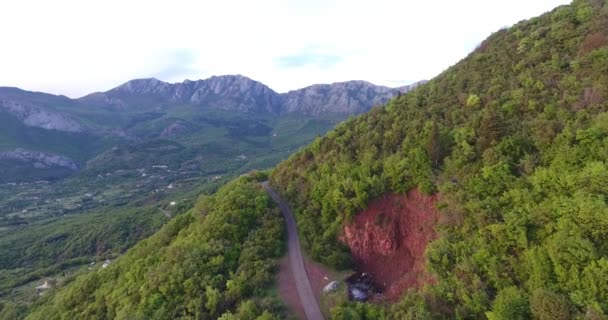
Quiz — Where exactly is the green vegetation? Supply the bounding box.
[0,206,166,310]
[16,176,285,320]
[270,1,608,317]
[0,167,225,313]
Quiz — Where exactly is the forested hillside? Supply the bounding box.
[14,176,285,320]
[271,0,608,318]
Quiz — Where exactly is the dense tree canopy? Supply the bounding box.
[19,176,285,320]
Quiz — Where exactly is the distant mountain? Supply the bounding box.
[0,76,420,182]
[80,75,421,116]
[281,80,423,116]
[0,87,83,132]
[79,75,283,114]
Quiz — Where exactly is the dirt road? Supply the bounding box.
[158,207,171,218]
[262,182,324,320]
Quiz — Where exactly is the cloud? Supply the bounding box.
[274,51,343,69]
[150,50,203,81]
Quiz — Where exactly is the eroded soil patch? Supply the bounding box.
[341,189,439,300]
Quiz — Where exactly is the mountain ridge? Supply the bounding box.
[79,74,423,116]
[0,76,421,138]
[0,75,420,182]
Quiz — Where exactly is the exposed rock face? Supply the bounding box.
[81,75,283,114]
[0,149,79,170]
[0,99,83,132]
[79,75,422,117]
[341,189,438,300]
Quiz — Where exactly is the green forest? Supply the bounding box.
[271,0,608,318]
[7,176,286,320]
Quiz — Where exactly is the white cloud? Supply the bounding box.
[0,0,571,97]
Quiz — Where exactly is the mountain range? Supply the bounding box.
[1,76,420,134]
[0,76,421,182]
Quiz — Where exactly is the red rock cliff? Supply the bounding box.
[341,189,439,300]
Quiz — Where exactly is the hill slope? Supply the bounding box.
[271,0,608,318]
[21,176,285,320]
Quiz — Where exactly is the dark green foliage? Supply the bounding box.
[529,289,572,320]
[390,292,433,320]
[270,1,608,318]
[23,177,285,319]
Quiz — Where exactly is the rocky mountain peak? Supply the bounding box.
[114,78,167,94]
[86,75,281,113]
[76,75,422,116]
[278,80,415,116]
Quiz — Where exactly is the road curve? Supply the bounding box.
[262,181,324,320]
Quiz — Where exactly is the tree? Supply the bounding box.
[486,286,530,320]
[467,94,481,108]
[477,107,504,150]
[205,286,222,316]
[530,289,572,320]
[426,119,443,168]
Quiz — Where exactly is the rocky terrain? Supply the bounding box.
[0,91,83,133]
[0,149,79,170]
[281,80,424,116]
[80,75,420,117]
[80,76,283,114]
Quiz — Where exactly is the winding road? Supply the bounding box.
[262,182,324,320]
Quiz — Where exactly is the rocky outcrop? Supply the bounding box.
[81,75,282,114]
[0,99,83,132]
[340,189,438,300]
[0,87,85,133]
[0,149,79,170]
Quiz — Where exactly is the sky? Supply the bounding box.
[0,0,571,98]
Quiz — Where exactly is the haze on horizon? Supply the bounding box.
[0,0,570,98]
